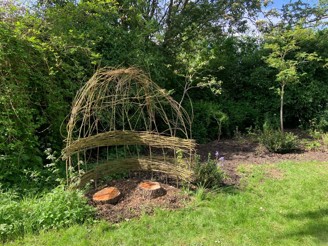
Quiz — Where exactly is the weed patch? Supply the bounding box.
[0,186,95,242]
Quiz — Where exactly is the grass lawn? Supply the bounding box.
[8,161,328,246]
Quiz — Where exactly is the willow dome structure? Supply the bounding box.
[62,67,196,186]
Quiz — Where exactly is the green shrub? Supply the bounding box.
[317,110,328,132]
[0,186,95,242]
[302,139,322,151]
[193,155,224,188]
[259,130,299,153]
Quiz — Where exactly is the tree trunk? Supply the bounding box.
[92,187,122,204]
[280,83,285,133]
[138,181,166,199]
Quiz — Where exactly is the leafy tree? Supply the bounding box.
[264,25,325,133]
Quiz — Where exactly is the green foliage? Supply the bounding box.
[302,139,322,151]
[187,101,228,143]
[0,4,88,190]
[223,101,263,136]
[43,148,66,187]
[259,130,299,153]
[193,155,224,188]
[202,36,278,136]
[316,109,328,132]
[262,113,281,134]
[0,17,44,189]
[0,186,95,242]
[193,186,208,202]
[263,25,325,132]
[322,133,328,147]
[282,29,328,129]
[308,129,323,140]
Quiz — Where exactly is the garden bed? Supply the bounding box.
[86,178,190,223]
[86,132,328,222]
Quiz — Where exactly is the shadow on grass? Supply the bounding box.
[279,208,328,243]
[285,208,328,220]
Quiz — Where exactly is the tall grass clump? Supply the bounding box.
[0,186,95,243]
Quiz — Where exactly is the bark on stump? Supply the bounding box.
[92,187,122,204]
[138,181,166,199]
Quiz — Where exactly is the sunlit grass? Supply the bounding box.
[8,161,328,246]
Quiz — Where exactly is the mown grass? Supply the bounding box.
[8,161,328,246]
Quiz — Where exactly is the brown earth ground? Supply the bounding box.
[87,132,328,222]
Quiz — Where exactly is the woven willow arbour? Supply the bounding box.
[62,67,196,186]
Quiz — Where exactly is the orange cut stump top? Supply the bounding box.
[92,187,121,202]
[138,181,161,190]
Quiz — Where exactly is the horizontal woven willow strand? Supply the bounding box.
[62,130,196,159]
[78,156,195,187]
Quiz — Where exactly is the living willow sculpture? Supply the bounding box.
[62,67,196,186]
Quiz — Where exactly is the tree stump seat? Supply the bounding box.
[137,181,166,199]
[92,187,122,204]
